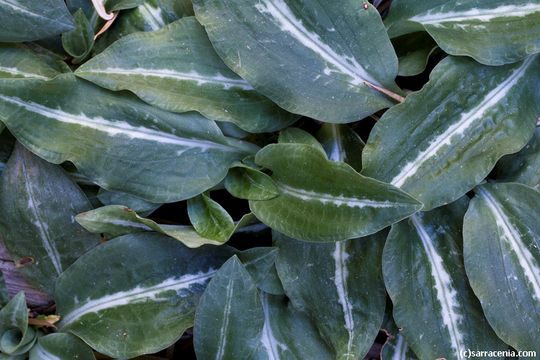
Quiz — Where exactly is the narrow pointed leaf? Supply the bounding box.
[77,17,297,133]
[193,0,400,122]
[0,75,258,203]
[362,55,540,210]
[494,127,540,191]
[188,193,235,242]
[274,230,387,359]
[463,183,540,353]
[253,292,333,360]
[29,333,95,360]
[392,32,438,77]
[0,0,75,42]
[76,205,257,247]
[225,164,279,201]
[0,44,61,80]
[55,232,236,358]
[0,144,99,295]
[194,256,264,360]
[61,9,94,64]
[383,199,506,360]
[250,143,422,242]
[316,124,364,171]
[409,0,540,65]
[0,292,36,356]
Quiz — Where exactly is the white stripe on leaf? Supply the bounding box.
[0,66,51,80]
[260,293,288,359]
[137,3,166,30]
[333,241,355,359]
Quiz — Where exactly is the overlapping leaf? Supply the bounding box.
[29,333,95,360]
[0,44,61,80]
[193,0,400,122]
[316,124,364,171]
[362,55,540,210]
[0,144,100,295]
[77,17,297,133]
[55,232,236,358]
[0,74,258,203]
[250,143,422,242]
[274,230,387,359]
[383,199,506,360]
[392,32,438,77]
[0,293,36,356]
[463,183,540,353]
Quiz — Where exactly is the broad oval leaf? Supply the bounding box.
[383,199,506,360]
[55,232,236,358]
[188,192,235,242]
[383,0,448,38]
[253,292,333,360]
[193,0,400,122]
[0,0,75,42]
[0,75,258,203]
[29,333,95,360]
[463,183,540,353]
[362,55,540,210]
[494,127,540,191]
[194,256,264,360]
[316,123,364,171]
[0,292,36,356]
[278,127,325,154]
[250,143,422,242]
[0,44,61,80]
[77,17,297,133]
[224,164,279,201]
[61,9,94,64]
[274,230,387,359]
[0,144,100,295]
[392,32,438,77]
[408,0,540,66]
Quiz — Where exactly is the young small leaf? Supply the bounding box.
[188,193,235,242]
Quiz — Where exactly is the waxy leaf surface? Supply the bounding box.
[250,143,422,242]
[0,144,99,295]
[383,199,505,360]
[0,292,36,356]
[194,256,264,360]
[463,183,540,353]
[316,124,364,172]
[362,55,540,210]
[274,230,387,359]
[193,0,399,122]
[0,75,258,203]
[55,232,236,358]
[78,17,296,133]
[29,333,95,360]
[0,44,61,80]
[188,192,235,242]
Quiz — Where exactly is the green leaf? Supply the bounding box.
[77,17,297,133]
[494,127,540,191]
[274,230,387,359]
[188,193,235,242]
[253,292,333,360]
[250,143,422,242]
[463,183,540,353]
[0,0,75,42]
[105,0,146,12]
[392,32,438,77]
[55,232,236,358]
[29,333,95,360]
[381,301,418,360]
[0,44,61,80]
[383,198,506,360]
[61,9,94,64]
[278,128,325,155]
[0,292,37,356]
[407,0,540,65]
[236,247,283,295]
[316,124,364,171]
[0,144,99,295]
[0,74,258,203]
[194,256,264,360]
[383,0,449,38]
[225,164,279,201]
[193,0,400,122]
[362,55,540,211]
[75,205,258,247]
[97,189,161,217]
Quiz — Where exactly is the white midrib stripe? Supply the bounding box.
[477,187,540,302]
[215,277,234,360]
[391,55,536,187]
[0,66,51,80]
[255,0,381,87]
[333,241,355,358]
[60,270,215,327]
[138,3,166,30]
[411,4,540,24]
[329,125,345,162]
[99,218,153,231]
[391,334,406,360]
[0,95,237,153]
[412,215,465,358]
[80,67,254,91]
[22,160,63,276]
[34,344,62,360]
[278,182,397,208]
[260,293,287,359]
